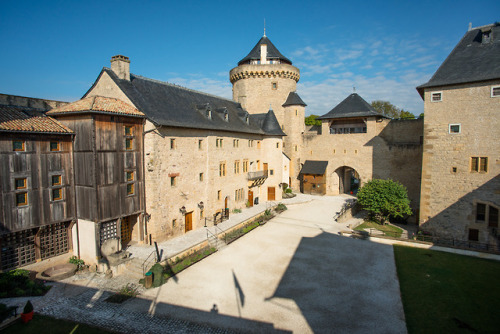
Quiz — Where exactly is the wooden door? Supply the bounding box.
[225,197,228,210]
[121,217,132,247]
[268,187,276,201]
[185,212,193,233]
[248,190,254,207]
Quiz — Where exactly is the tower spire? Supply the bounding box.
[264,18,266,37]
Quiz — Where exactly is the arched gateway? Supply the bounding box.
[334,166,360,195]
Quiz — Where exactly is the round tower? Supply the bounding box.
[229,34,300,127]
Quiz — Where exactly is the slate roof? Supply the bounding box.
[250,108,286,136]
[85,68,279,136]
[238,36,292,66]
[282,92,307,107]
[317,93,385,120]
[0,105,73,134]
[300,160,328,175]
[47,96,145,117]
[417,23,500,97]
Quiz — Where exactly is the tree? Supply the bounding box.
[356,179,412,224]
[370,100,415,119]
[304,114,321,126]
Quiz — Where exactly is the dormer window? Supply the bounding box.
[482,28,492,44]
[224,111,228,122]
[206,108,212,119]
[245,115,249,124]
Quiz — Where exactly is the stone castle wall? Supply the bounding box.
[230,63,299,127]
[420,81,500,242]
[143,122,284,242]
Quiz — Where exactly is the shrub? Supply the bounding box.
[357,179,412,224]
[69,256,86,270]
[276,203,287,212]
[285,188,292,194]
[232,208,242,214]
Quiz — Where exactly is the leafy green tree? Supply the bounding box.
[418,113,424,119]
[357,179,412,224]
[370,100,415,119]
[304,114,321,126]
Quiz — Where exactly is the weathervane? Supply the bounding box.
[353,86,356,93]
[264,18,266,37]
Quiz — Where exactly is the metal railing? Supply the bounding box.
[354,229,500,254]
[142,250,157,276]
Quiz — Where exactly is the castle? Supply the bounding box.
[0,23,498,269]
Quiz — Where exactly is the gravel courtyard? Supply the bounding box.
[137,196,407,333]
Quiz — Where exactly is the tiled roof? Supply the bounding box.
[85,68,279,136]
[0,105,73,134]
[283,92,307,107]
[300,160,328,175]
[47,96,145,117]
[317,93,385,120]
[238,36,292,66]
[417,23,500,97]
[250,108,286,136]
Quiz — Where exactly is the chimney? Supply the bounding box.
[260,44,267,64]
[110,55,130,80]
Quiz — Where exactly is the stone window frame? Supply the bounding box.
[170,176,177,187]
[431,91,442,102]
[272,82,278,90]
[233,139,239,148]
[448,124,461,134]
[217,190,221,201]
[219,161,227,177]
[216,138,223,148]
[491,85,500,98]
[170,138,176,150]
[470,157,488,173]
[234,160,240,174]
[199,172,204,182]
[475,201,499,227]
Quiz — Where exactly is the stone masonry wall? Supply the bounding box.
[420,81,500,242]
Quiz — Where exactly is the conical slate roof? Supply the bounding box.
[262,108,286,136]
[317,93,384,120]
[282,92,307,107]
[238,36,292,66]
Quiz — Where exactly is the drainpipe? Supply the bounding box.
[69,132,80,259]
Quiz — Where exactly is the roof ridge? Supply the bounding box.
[129,72,237,104]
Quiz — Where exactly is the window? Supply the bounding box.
[199,173,204,181]
[172,219,176,228]
[452,167,457,173]
[476,203,486,222]
[125,138,133,150]
[126,171,134,182]
[15,178,27,189]
[489,206,499,227]
[233,139,239,148]
[234,161,240,174]
[471,157,488,173]
[468,229,479,241]
[50,141,60,151]
[16,192,27,206]
[270,169,274,176]
[272,82,277,90]
[52,188,62,201]
[243,160,248,173]
[216,138,223,148]
[198,139,203,150]
[124,125,134,150]
[217,190,221,200]
[276,142,280,148]
[127,183,134,195]
[219,162,226,177]
[449,124,461,134]
[124,125,133,136]
[491,86,500,97]
[13,140,25,152]
[52,175,62,186]
[295,109,298,116]
[224,111,228,122]
[170,139,176,149]
[248,140,253,147]
[170,176,177,187]
[431,92,442,102]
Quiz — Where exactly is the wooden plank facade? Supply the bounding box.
[0,133,76,270]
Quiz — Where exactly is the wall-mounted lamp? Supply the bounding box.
[198,201,204,210]
[179,206,186,215]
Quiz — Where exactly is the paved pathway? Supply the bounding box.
[2,194,407,333]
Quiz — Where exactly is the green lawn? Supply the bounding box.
[394,245,500,334]
[2,314,114,333]
[354,221,403,238]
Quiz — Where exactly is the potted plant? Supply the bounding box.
[21,300,33,323]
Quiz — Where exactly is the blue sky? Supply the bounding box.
[1,0,498,116]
